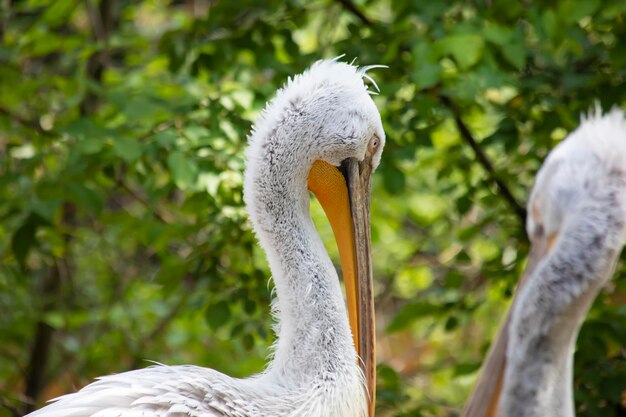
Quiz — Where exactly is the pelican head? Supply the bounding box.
[463,108,626,417]
[526,108,626,262]
[244,59,385,416]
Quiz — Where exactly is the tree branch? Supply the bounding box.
[335,0,372,26]
[81,0,117,115]
[115,178,170,225]
[0,105,55,137]
[439,95,528,233]
[22,259,62,414]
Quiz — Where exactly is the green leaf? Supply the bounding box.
[382,164,405,195]
[112,136,143,162]
[31,198,62,222]
[412,42,441,89]
[558,0,600,24]
[408,193,447,225]
[387,301,441,333]
[66,183,104,214]
[77,137,105,155]
[483,23,512,46]
[11,213,46,268]
[167,151,198,189]
[456,195,472,215]
[243,298,256,314]
[501,42,526,70]
[242,333,254,350]
[43,312,65,329]
[435,34,485,69]
[155,129,179,148]
[453,362,481,376]
[542,9,560,41]
[121,97,163,121]
[42,0,77,27]
[184,125,210,144]
[444,315,459,331]
[395,265,433,298]
[205,301,231,331]
[413,63,441,90]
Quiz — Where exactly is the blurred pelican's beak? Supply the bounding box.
[308,157,376,417]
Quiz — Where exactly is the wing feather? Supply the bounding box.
[26,365,268,417]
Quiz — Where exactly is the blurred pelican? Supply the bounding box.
[27,59,385,417]
[462,108,626,417]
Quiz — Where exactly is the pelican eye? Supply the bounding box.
[369,135,380,153]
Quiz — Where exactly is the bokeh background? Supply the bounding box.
[1,0,626,416]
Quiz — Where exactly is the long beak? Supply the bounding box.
[308,158,376,417]
[343,157,376,417]
[461,237,552,417]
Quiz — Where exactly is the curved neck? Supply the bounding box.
[501,188,625,417]
[243,131,355,386]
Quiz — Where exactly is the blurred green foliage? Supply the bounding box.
[1,0,626,416]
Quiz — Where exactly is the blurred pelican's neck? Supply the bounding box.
[501,182,626,417]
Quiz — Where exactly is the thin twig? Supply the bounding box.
[0,106,54,137]
[0,396,21,417]
[137,121,175,141]
[115,179,169,225]
[81,0,117,115]
[439,95,528,234]
[335,0,372,26]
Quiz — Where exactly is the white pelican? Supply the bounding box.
[26,59,385,417]
[462,108,626,417]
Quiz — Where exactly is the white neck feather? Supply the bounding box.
[501,174,626,417]
[243,122,356,387]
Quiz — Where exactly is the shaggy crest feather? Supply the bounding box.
[528,107,626,238]
[248,59,385,153]
[547,106,626,173]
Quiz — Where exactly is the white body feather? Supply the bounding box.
[26,60,385,417]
